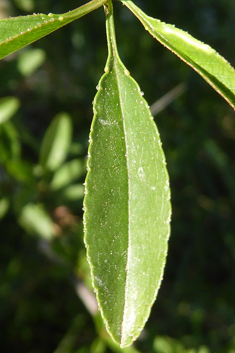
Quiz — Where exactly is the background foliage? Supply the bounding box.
[1,0,235,352]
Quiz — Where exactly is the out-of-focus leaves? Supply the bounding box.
[13,0,35,12]
[0,197,9,220]
[17,48,46,76]
[62,184,84,201]
[0,96,20,124]
[39,112,72,172]
[18,203,55,240]
[50,158,86,190]
[6,159,35,183]
[0,121,21,163]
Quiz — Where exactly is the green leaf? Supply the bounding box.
[19,203,55,240]
[17,48,46,76]
[121,0,235,110]
[83,1,171,348]
[50,158,86,190]
[0,0,107,60]
[0,197,10,220]
[0,96,20,124]
[39,112,72,172]
[0,121,21,163]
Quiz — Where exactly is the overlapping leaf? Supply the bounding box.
[83,0,171,347]
[121,0,235,110]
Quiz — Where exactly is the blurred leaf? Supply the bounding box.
[121,0,235,110]
[17,48,46,76]
[6,159,35,183]
[153,336,184,353]
[84,3,171,348]
[50,158,85,190]
[39,112,72,172]
[13,0,35,12]
[0,96,20,124]
[0,0,107,60]
[19,203,55,240]
[62,184,84,201]
[0,121,21,163]
[0,197,9,220]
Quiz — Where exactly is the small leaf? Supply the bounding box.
[121,0,235,110]
[0,0,107,60]
[0,96,20,124]
[50,158,85,190]
[17,48,46,76]
[0,197,10,220]
[39,112,72,172]
[84,1,171,348]
[0,121,21,163]
[19,203,55,240]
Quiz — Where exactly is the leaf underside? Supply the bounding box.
[84,2,171,348]
[121,0,235,110]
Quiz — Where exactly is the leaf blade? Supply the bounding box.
[121,0,235,110]
[84,1,171,347]
[39,112,72,172]
[0,0,107,60]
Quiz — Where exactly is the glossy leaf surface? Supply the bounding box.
[84,1,171,347]
[121,0,235,110]
[0,0,106,60]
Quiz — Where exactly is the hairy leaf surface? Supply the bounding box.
[121,0,235,110]
[0,0,106,60]
[84,1,171,348]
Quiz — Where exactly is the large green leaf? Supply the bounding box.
[121,0,235,110]
[83,0,171,347]
[0,0,107,60]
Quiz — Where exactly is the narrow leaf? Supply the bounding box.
[84,1,171,348]
[0,96,20,124]
[39,112,72,172]
[50,158,85,190]
[121,0,235,110]
[0,0,107,60]
[19,203,55,240]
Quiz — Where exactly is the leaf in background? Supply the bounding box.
[0,0,107,60]
[0,96,20,124]
[39,112,72,172]
[0,197,10,220]
[19,203,55,240]
[83,1,171,348]
[50,158,85,191]
[17,48,46,76]
[121,0,235,110]
[0,121,21,163]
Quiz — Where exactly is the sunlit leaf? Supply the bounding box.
[39,112,72,172]
[0,96,20,124]
[83,2,171,348]
[0,0,107,60]
[50,159,85,190]
[19,203,55,240]
[17,48,46,76]
[121,0,235,110]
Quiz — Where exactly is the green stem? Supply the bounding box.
[105,0,120,62]
[63,0,108,19]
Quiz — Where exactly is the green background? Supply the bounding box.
[0,0,235,352]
